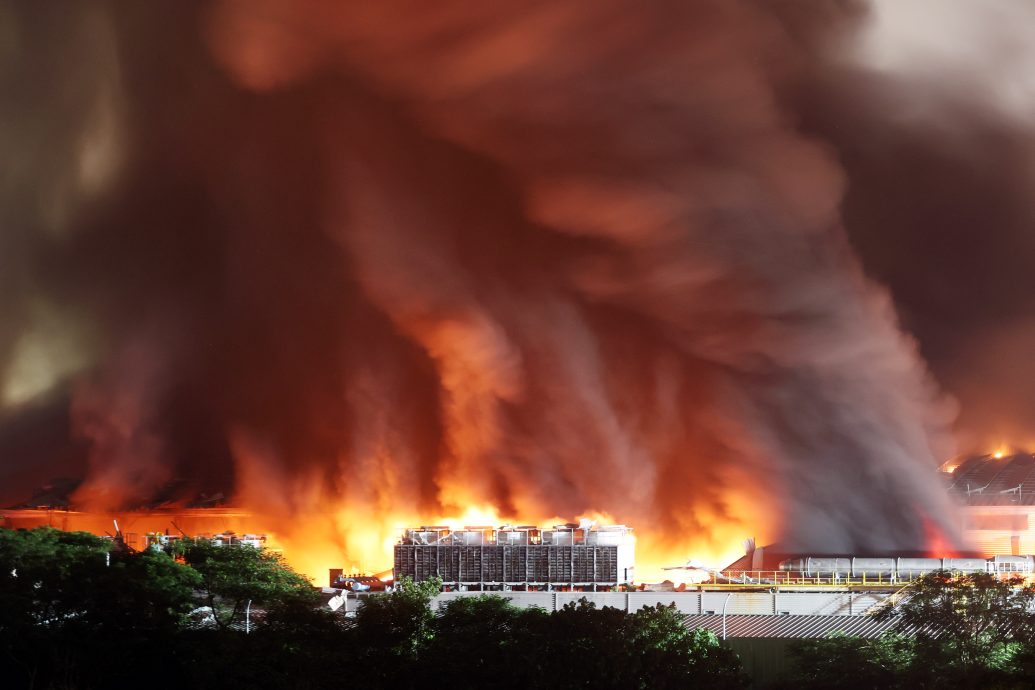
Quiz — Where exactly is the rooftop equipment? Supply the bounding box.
[394,523,635,590]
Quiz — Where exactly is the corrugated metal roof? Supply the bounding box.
[681,613,929,639]
[948,454,1035,505]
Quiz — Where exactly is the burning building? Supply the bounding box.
[394,523,634,590]
[0,478,273,554]
[946,453,1035,556]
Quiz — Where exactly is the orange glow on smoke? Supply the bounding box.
[989,441,1029,460]
[242,470,777,584]
[222,419,780,584]
[922,516,960,559]
[1,500,764,586]
[261,499,770,586]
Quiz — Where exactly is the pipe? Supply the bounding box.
[721,592,733,640]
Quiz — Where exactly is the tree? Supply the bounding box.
[423,594,549,689]
[79,547,202,634]
[781,572,1035,690]
[536,598,640,689]
[629,603,746,690]
[782,632,915,690]
[0,528,202,690]
[350,591,746,690]
[0,527,200,635]
[874,571,1035,688]
[509,600,745,690]
[180,540,316,630]
[0,527,112,633]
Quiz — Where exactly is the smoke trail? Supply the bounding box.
[0,0,966,574]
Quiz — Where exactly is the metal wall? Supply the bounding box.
[394,543,629,585]
[418,590,894,615]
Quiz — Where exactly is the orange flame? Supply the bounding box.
[260,499,769,585]
[922,515,960,558]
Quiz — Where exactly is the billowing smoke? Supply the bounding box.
[786,0,1035,454]
[0,0,975,574]
[0,3,122,496]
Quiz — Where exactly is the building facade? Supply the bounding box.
[948,453,1035,555]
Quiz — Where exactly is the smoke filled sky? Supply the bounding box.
[1,0,1033,568]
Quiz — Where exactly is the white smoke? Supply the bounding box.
[854,0,1035,123]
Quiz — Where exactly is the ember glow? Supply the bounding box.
[992,445,1013,460]
[921,516,961,560]
[5,1,1006,584]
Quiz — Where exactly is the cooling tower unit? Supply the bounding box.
[393,523,635,589]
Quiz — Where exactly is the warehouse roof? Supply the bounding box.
[946,453,1035,505]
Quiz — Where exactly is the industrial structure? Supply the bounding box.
[393,522,634,589]
[777,554,1033,578]
[0,506,269,553]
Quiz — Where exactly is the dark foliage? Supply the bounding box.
[0,527,201,688]
[418,594,745,690]
[13,531,1035,690]
[0,528,747,689]
[777,572,1035,690]
[179,539,319,630]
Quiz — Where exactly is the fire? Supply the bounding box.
[922,515,960,559]
[258,500,769,586]
[221,412,780,585]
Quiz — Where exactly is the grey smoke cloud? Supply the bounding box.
[0,3,121,404]
[786,0,1035,454]
[0,2,123,496]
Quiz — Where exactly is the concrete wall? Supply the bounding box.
[435,590,891,616]
[340,589,895,616]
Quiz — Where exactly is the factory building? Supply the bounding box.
[946,453,1035,555]
[0,507,267,552]
[393,523,634,589]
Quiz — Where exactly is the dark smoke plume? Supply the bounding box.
[0,0,968,571]
[776,0,1035,455]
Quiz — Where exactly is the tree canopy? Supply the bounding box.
[782,572,1035,690]
[0,527,200,635]
[350,587,746,690]
[0,530,750,689]
[179,539,317,630]
[39,527,1035,690]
